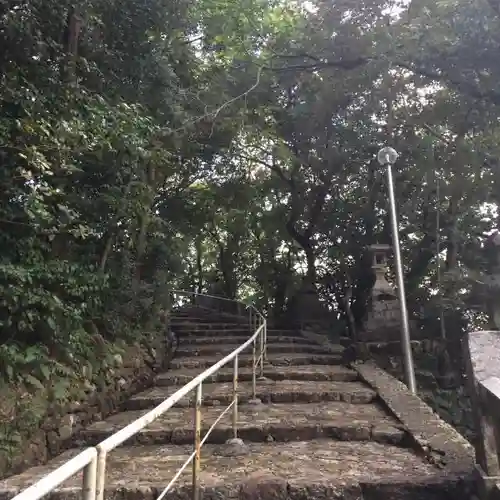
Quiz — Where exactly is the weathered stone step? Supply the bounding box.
[170,319,250,331]
[79,401,405,447]
[170,352,343,370]
[0,441,455,500]
[171,324,300,336]
[176,342,328,357]
[124,380,375,410]
[171,313,243,323]
[179,335,313,346]
[172,306,240,315]
[156,364,358,386]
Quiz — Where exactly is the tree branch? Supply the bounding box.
[396,60,500,106]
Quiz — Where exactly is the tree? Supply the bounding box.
[1,0,500,390]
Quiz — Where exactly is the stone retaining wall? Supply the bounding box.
[0,337,166,479]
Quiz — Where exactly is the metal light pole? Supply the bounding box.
[377,146,417,394]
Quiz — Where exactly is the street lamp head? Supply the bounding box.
[377,146,399,165]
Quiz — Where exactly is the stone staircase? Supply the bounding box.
[0,307,475,500]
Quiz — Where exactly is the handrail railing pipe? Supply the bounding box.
[252,338,257,399]
[264,321,267,361]
[92,291,266,500]
[261,315,265,373]
[9,448,97,500]
[232,354,239,438]
[192,383,202,500]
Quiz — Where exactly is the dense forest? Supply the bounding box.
[1,0,500,389]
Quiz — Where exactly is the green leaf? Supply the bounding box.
[47,317,57,331]
[24,375,45,391]
[39,364,51,381]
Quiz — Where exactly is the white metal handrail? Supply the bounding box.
[9,291,267,500]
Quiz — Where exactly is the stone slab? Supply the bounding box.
[180,335,313,345]
[171,316,246,325]
[156,365,359,386]
[124,380,376,410]
[463,330,500,478]
[170,321,250,329]
[173,327,304,339]
[466,330,500,383]
[0,440,457,500]
[169,352,343,370]
[176,342,329,357]
[79,401,404,446]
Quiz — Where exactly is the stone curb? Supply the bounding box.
[352,362,475,478]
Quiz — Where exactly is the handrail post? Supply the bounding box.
[232,355,239,438]
[82,454,97,500]
[252,339,257,399]
[192,383,202,500]
[95,449,107,500]
[264,319,267,361]
[259,323,264,377]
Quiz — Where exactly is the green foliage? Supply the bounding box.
[0,0,499,403]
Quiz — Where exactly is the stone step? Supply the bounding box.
[79,401,406,447]
[171,313,247,321]
[0,441,457,500]
[123,380,376,411]
[173,305,245,314]
[170,318,250,330]
[170,352,343,370]
[171,313,243,323]
[171,324,299,336]
[179,335,313,346]
[156,365,358,386]
[172,305,238,313]
[170,311,250,322]
[176,342,328,357]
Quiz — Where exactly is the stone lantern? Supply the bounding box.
[370,244,397,299]
[359,244,401,342]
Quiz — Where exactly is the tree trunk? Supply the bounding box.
[195,237,204,294]
[132,165,155,294]
[304,242,316,281]
[445,199,458,271]
[99,181,133,273]
[62,6,82,83]
[219,245,237,299]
